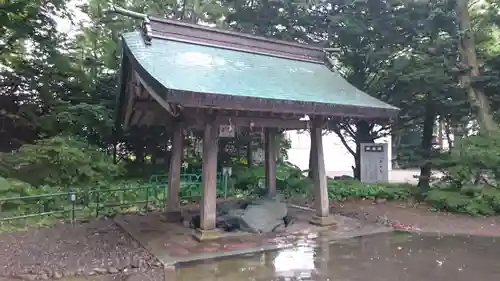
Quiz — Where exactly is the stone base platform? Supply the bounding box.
[114,205,391,266]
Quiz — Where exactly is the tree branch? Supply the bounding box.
[332,124,356,157]
[341,123,356,139]
[372,124,391,136]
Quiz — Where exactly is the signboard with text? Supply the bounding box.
[360,143,389,184]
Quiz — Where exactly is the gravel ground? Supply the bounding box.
[0,218,163,280]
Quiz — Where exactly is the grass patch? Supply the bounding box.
[327,179,414,201]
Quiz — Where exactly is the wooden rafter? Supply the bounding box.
[133,71,180,118]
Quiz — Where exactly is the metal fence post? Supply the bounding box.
[68,191,76,225]
[222,167,232,199]
[71,200,75,224]
[145,185,149,212]
[163,183,168,211]
[96,189,100,218]
[223,173,228,199]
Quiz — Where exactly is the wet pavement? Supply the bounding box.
[2,230,500,280]
[2,201,500,281]
[172,232,500,281]
[114,205,391,265]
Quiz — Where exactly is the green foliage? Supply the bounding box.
[424,187,500,216]
[437,132,500,189]
[0,177,168,232]
[428,132,500,216]
[327,180,414,201]
[2,136,123,188]
[0,177,10,193]
[4,0,500,228]
[232,162,312,198]
[0,177,67,219]
[232,164,413,201]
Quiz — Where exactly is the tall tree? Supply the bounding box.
[456,0,498,132]
[0,0,74,151]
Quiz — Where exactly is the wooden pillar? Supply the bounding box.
[308,130,317,178]
[165,122,183,222]
[309,118,336,226]
[193,121,222,241]
[264,128,278,196]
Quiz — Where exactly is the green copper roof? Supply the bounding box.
[121,32,398,116]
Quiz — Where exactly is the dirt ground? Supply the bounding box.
[1,199,500,281]
[329,199,500,236]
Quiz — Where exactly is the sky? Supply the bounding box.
[55,0,89,36]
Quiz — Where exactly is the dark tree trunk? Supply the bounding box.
[246,141,253,167]
[354,120,373,180]
[456,0,497,132]
[112,138,117,164]
[391,134,401,169]
[308,142,314,178]
[417,99,436,195]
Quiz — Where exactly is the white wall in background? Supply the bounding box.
[285,130,392,173]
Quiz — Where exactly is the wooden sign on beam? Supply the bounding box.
[219,125,236,138]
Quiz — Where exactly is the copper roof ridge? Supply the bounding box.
[146,34,324,64]
[149,17,323,51]
[107,6,327,61]
[148,17,326,62]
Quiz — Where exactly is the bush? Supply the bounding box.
[436,132,500,189]
[425,132,500,216]
[232,164,414,202]
[423,183,500,216]
[0,177,163,229]
[0,176,69,217]
[424,187,499,216]
[482,187,500,212]
[2,135,123,188]
[232,162,311,198]
[327,180,413,201]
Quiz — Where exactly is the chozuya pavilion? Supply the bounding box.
[113,7,398,241]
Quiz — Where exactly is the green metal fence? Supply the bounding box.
[0,172,232,228]
[0,184,160,225]
[149,172,231,199]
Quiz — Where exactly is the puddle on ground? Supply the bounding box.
[6,232,498,281]
[173,232,500,281]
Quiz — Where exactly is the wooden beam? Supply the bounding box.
[264,128,278,196]
[309,117,335,226]
[214,116,307,130]
[311,124,327,217]
[140,111,156,126]
[133,100,164,112]
[123,80,136,129]
[130,102,310,129]
[165,122,183,222]
[200,121,218,231]
[133,71,179,117]
[129,110,143,126]
[130,110,309,129]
